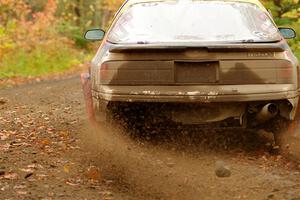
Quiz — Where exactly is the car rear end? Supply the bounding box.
[91,0,299,128]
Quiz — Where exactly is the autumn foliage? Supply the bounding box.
[262,0,300,58]
[101,0,124,28]
[0,0,299,79]
[0,0,82,78]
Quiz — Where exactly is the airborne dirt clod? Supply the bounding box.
[215,161,231,178]
[1,76,300,200]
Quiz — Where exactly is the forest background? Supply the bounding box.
[0,0,299,79]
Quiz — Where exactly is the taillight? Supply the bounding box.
[277,62,293,81]
[278,66,292,78]
[100,63,109,80]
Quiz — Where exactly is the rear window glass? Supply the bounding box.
[108,1,281,44]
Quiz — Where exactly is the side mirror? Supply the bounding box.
[279,28,296,39]
[84,29,105,41]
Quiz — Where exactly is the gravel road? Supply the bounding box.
[1,75,300,200]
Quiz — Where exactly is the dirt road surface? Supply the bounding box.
[1,75,300,200]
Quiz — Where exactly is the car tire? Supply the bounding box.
[267,117,295,153]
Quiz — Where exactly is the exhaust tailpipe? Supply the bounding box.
[256,103,279,123]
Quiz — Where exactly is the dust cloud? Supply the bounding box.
[78,120,289,200]
[278,125,300,162]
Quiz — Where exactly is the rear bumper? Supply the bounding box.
[94,84,299,103]
[92,84,300,120]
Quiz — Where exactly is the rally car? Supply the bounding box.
[82,0,299,132]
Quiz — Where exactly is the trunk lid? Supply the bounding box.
[99,43,293,85]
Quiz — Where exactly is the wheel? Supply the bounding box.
[267,117,295,151]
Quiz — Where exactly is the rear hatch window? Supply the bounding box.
[108,1,281,44]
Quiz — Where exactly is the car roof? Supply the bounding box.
[122,0,266,10]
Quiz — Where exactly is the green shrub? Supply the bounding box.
[0,42,83,78]
[262,0,300,59]
[0,0,87,79]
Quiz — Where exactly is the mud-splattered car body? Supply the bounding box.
[84,0,299,129]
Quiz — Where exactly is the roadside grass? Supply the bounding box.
[0,45,88,79]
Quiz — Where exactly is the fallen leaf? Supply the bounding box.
[59,131,69,138]
[65,180,79,187]
[19,168,34,173]
[16,190,28,195]
[38,139,51,148]
[63,165,70,173]
[27,164,38,169]
[13,185,27,190]
[36,174,48,180]
[85,166,101,180]
[4,173,19,180]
